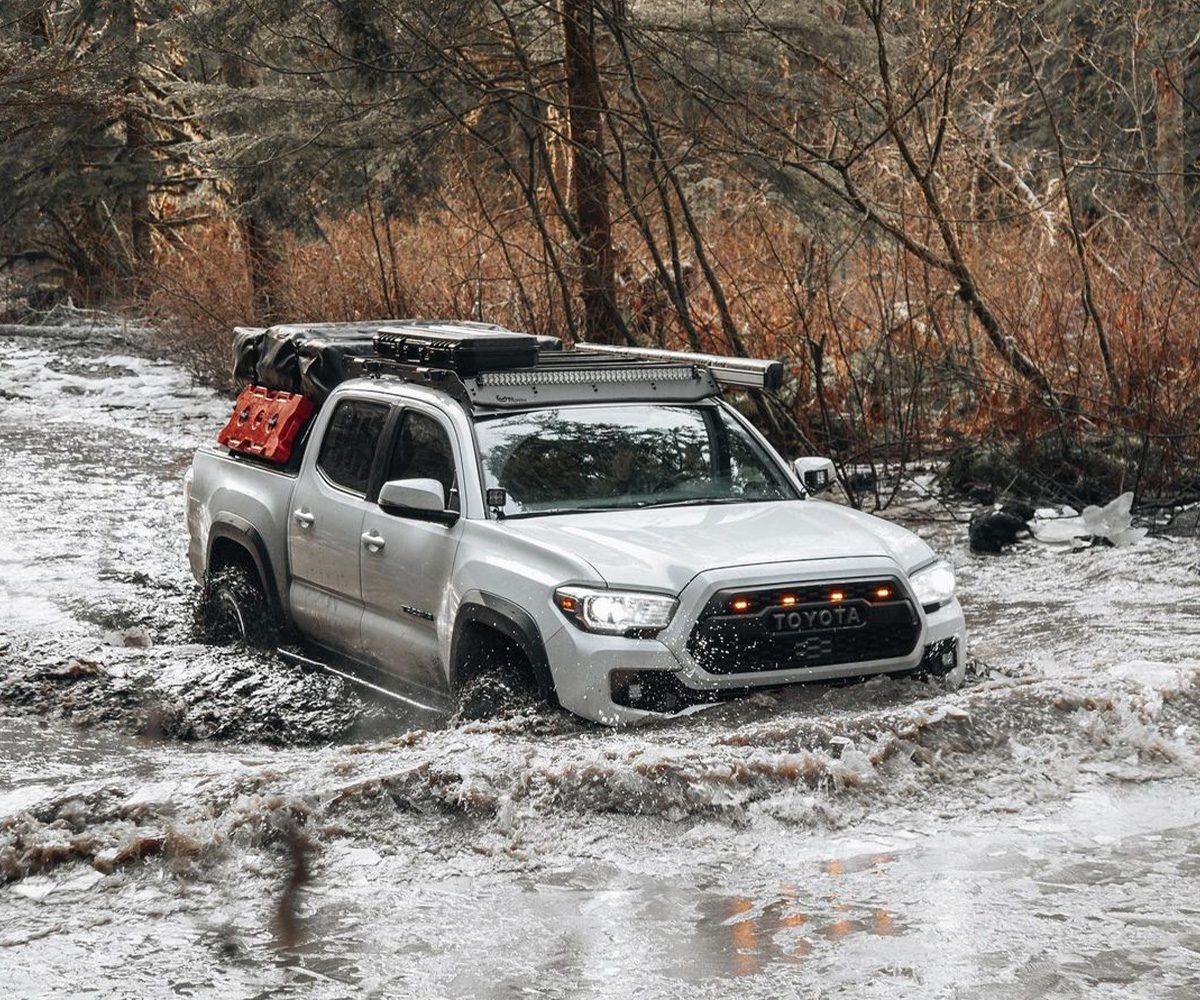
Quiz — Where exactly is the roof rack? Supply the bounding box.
[342,325,784,410]
[350,351,719,409]
[350,356,475,407]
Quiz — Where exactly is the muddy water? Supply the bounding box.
[3,321,1200,998]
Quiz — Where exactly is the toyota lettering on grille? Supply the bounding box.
[770,601,869,634]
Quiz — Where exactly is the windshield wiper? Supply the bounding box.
[502,506,630,520]
[501,497,782,518]
[634,496,765,510]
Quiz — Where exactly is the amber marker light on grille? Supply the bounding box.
[829,590,846,602]
[731,597,752,613]
[780,595,797,606]
[875,587,892,599]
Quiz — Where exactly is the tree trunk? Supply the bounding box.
[125,111,154,281]
[559,0,625,344]
[238,210,284,326]
[221,50,283,324]
[116,0,154,285]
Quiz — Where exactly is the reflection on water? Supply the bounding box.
[717,853,901,976]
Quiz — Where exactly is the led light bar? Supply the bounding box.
[476,364,698,387]
[577,343,785,390]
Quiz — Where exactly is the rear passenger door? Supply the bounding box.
[360,406,465,692]
[289,396,390,655]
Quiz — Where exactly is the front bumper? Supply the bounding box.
[544,559,967,725]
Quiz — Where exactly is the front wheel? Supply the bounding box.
[452,628,540,721]
[197,564,272,646]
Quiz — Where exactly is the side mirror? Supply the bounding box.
[792,457,836,495]
[378,478,458,523]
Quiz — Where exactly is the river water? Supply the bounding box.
[2,319,1199,998]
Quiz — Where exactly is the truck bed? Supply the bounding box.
[187,444,297,615]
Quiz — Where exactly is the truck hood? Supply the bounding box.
[505,500,934,593]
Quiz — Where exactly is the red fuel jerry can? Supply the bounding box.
[217,385,316,465]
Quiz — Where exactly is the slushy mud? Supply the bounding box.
[2,319,1199,998]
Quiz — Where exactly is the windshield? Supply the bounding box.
[474,404,797,518]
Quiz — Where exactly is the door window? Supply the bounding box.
[386,410,459,510]
[317,399,389,494]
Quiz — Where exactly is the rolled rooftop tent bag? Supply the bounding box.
[254,326,304,393]
[240,322,387,398]
[231,326,266,386]
[296,331,378,400]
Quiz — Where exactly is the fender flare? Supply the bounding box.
[207,514,282,621]
[451,593,555,700]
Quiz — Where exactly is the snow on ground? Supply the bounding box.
[1,320,1199,999]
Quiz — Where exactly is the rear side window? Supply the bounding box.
[318,399,389,494]
[386,410,459,510]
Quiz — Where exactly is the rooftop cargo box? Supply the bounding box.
[375,325,541,377]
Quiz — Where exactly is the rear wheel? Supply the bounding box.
[198,564,272,646]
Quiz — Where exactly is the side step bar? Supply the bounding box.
[276,647,450,714]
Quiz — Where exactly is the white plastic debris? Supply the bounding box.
[1031,492,1147,547]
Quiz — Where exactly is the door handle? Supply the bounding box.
[361,530,385,552]
[293,508,315,528]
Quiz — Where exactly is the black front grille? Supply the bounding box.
[687,578,921,675]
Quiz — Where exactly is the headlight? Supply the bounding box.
[554,586,678,636]
[909,560,956,610]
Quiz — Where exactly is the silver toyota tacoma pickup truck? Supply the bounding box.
[186,322,966,725]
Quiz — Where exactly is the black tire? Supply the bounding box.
[198,564,273,646]
[453,629,537,721]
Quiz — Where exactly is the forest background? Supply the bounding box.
[3,0,1199,509]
